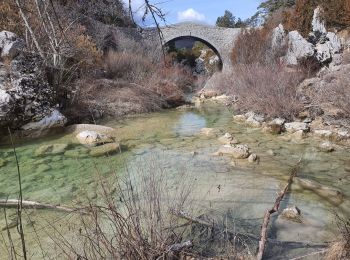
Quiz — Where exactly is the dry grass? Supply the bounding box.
[213,64,305,119]
[311,65,350,119]
[326,213,350,260]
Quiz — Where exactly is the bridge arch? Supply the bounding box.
[164,35,223,71]
[159,23,242,71]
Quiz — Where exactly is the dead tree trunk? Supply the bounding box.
[256,160,301,260]
[0,199,87,214]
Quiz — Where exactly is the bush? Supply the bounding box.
[231,28,286,66]
[312,66,350,118]
[0,0,22,35]
[213,64,305,119]
[104,51,155,82]
[283,0,350,37]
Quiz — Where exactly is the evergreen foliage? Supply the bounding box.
[216,10,238,28]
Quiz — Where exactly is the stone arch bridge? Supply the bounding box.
[143,22,241,70]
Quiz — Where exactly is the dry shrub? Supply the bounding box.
[231,27,286,66]
[314,67,350,118]
[148,65,194,106]
[64,78,167,121]
[104,51,154,82]
[284,0,350,37]
[326,213,350,260]
[0,0,22,34]
[52,157,195,259]
[214,64,305,119]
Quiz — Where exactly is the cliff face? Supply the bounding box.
[0,31,66,133]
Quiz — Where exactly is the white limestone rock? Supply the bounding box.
[21,110,67,130]
[285,31,315,65]
[0,31,24,59]
[284,122,309,133]
[272,24,286,49]
[311,7,327,35]
[215,144,250,159]
[76,130,113,146]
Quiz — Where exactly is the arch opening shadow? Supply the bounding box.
[164,36,223,71]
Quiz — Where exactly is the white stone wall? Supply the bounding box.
[144,22,241,70]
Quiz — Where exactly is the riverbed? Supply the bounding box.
[0,104,349,259]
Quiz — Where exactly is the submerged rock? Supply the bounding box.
[36,164,51,173]
[76,130,113,146]
[35,144,68,156]
[199,128,218,137]
[64,148,89,159]
[319,141,335,152]
[89,143,120,157]
[266,149,276,156]
[281,206,302,223]
[294,177,344,205]
[214,144,250,159]
[248,153,258,163]
[0,158,6,167]
[218,133,239,145]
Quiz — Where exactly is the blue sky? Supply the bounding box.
[122,0,262,26]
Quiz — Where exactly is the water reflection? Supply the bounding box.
[173,112,207,136]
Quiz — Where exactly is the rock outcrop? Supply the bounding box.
[280,7,343,67]
[0,31,66,133]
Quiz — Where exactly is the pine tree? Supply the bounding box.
[216,10,236,28]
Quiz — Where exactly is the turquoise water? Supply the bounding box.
[0,104,349,258]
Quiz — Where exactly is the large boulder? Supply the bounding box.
[65,124,115,135]
[285,31,315,65]
[76,130,114,146]
[0,31,62,132]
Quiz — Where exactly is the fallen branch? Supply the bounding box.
[257,159,301,260]
[171,209,326,250]
[0,199,87,214]
[289,249,328,260]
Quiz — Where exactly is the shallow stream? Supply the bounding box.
[0,104,349,259]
